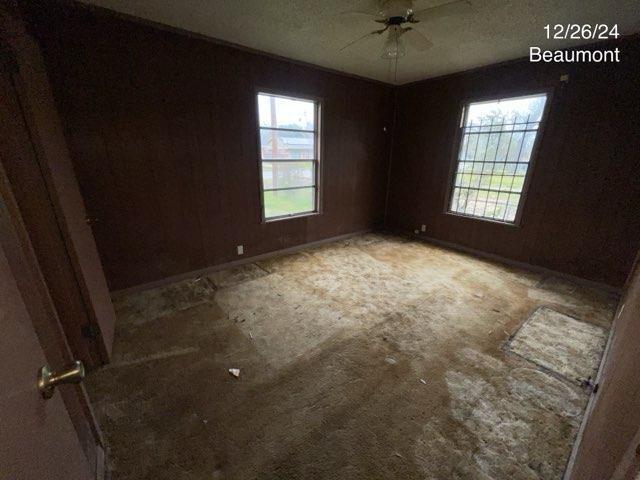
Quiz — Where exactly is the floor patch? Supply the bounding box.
[507,307,608,384]
[114,277,214,325]
[207,263,269,288]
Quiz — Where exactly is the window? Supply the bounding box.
[257,92,320,220]
[447,93,548,224]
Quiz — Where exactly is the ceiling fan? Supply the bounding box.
[340,0,473,59]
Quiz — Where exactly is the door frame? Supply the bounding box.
[1,0,116,368]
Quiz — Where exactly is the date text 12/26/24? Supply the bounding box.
[530,24,621,63]
[544,24,619,40]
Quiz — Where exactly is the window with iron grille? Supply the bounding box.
[447,93,548,224]
[257,92,320,221]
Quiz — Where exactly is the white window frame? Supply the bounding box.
[256,91,321,222]
[444,91,552,226]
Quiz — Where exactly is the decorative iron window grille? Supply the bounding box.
[448,93,548,223]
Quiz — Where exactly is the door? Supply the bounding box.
[1,2,116,369]
[0,162,103,478]
[564,252,640,479]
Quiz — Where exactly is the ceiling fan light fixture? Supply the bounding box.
[380,26,406,59]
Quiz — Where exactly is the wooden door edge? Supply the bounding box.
[96,443,110,480]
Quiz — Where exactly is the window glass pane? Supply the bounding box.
[460,133,478,161]
[258,94,315,131]
[504,194,521,222]
[457,189,472,214]
[519,131,538,162]
[465,94,547,126]
[262,162,314,189]
[473,134,489,161]
[449,93,547,223]
[484,132,499,161]
[484,191,499,217]
[470,173,481,188]
[264,187,315,218]
[506,132,525,162]
[495,132,512,162]
[473,190,489,216]
[466,190,480,216]
[451,188,461,211]
[260,129,315,159]
[493,163,505,176]
[479,174,491,189]
[510,176,525,192]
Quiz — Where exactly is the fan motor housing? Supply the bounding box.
[387,16,408,25]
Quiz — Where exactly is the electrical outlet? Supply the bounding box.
[421,225,426,232]
[237,245,244,255]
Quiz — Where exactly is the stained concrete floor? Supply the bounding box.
[87,233,618,480]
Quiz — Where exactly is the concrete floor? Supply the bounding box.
[87,233,618,480]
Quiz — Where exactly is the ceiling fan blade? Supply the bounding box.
[401,27,433,51]
[412,0,473,22]
[338,9,385,23]
[339,27,388,52]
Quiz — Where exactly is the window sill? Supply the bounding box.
[263,211,320,223]
[443,211,522,228]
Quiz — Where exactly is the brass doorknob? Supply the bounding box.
[37,361,85,399]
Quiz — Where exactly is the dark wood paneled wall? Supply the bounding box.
[26,3,394,291]
[26,2,640,290]
[386,37,640,287]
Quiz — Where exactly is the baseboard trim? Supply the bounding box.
[111,229,372,298]
[113,228,621,297]
[405,232,622,295]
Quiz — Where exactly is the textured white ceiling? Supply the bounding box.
[77,0,640,84]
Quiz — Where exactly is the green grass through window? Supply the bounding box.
[264,188,315,218]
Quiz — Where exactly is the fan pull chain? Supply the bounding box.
[394,52,399,83]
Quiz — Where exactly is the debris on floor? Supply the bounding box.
[385,357,397,365]
[228,368,240,378]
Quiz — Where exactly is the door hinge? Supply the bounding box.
[580,376,599,394]
[81,323,101,339]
